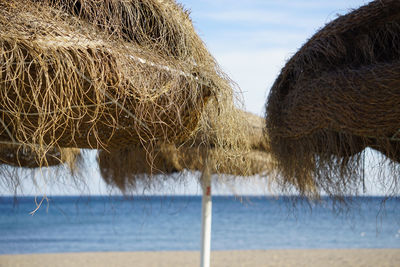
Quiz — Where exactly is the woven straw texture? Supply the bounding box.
[265,0,400,198]
[0,0,233,151]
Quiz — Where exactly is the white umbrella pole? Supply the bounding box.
[200,165,212,267]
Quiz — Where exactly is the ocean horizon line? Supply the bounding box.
[0,194,396,200]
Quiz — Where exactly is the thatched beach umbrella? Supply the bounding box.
[0,0,234,151]
[0,0,243,194]
[1,1,251,266]
[265,0,400,197]
[97,109,273,267]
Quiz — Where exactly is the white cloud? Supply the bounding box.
[204,29,308,52]
[187,0,368,10]
[199,10,326,31]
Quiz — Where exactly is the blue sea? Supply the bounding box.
[0,196,399,254]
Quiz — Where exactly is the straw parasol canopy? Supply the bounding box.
[0,0,234,151]
[97,110,273,192]
[0,0,244,193]
[265,0,400,197]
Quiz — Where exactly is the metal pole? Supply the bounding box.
[200,164,212,267]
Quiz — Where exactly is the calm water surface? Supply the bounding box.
[0,196,399,254]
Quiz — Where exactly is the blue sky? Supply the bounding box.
[3,0,382,196]
[179,0,369,115]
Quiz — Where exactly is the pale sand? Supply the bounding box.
[1,249,400,267]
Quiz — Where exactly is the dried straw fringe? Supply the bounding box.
[97,111,273,192]
[0,0,248,192]
[0,0,214,150]
[266,0,400,198]
[0,144,80,169]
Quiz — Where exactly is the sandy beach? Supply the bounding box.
[1,249,399,267]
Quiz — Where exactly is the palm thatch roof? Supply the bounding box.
[0,0,245,193]
[0,0,234,151]
[265,0,400,197]
[97,110,274,192]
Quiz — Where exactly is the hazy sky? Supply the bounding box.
[3,0,379,196]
